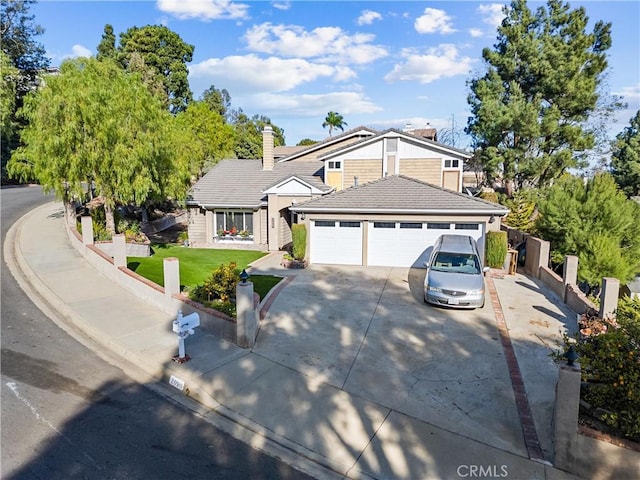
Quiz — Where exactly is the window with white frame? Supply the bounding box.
[444,159,460,168]
[328,161,342,170]
[215,211,253,235]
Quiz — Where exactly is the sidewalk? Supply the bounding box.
[6,202,582,480]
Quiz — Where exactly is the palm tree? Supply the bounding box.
[322,111,347,136]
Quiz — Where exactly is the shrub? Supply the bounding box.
[192,261,240,304]
[479,190,499,203]
[556,298,640,441]
[485,231,507,268]
[292,224,306,261]
[117,219,147,243]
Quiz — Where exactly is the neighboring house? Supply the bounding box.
[187,125,508,267]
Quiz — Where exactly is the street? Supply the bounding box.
[1,186,315,480]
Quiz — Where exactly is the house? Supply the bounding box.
[186,125,508,267]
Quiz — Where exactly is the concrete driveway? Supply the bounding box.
[254,265,528,457]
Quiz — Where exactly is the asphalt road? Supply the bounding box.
[1,186,315,480]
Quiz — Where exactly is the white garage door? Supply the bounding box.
[310,220,363,265]
[367,222,484,267]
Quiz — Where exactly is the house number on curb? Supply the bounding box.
[169,375,185,391]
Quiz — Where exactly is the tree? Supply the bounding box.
[466,0,613,197]
[1,0,49,93]
[501,189,537,233]
[7,58,190,234]
[1,51,19,180]
[535,173,640,286]
[438,114,465,148]
[231,110,285,159]
[173,101,235,177]
[322,111,347,136]
[1,0,50,181]
[201,85,231,121]
[610,110,640,198]
[96,24,116,60]
[117,25,194,113]
[297,138,317,146]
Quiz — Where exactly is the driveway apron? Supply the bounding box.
[255,265,527,458]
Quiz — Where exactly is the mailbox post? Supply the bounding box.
[172,310,200,363]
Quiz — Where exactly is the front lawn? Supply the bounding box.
[128,245,281,299]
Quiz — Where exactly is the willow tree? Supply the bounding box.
[466,0,613,196]
[173,101,236,178]
[7,57,190,234]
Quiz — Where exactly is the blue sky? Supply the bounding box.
[34,1,639,146]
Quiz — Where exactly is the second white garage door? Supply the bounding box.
[367,222,484,267]
[310,220,363,265]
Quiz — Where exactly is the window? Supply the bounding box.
[328,161,342,169]
[400,222,422,229]
[374,222,395,228]
[444,159,459,168]
[387,138,398,153]
[427,223,451,229]
[315,220,335,227]
[455,224,479,230]
[340,221,360,228]
[215,210,253,235]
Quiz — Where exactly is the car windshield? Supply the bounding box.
[430,252,481,274]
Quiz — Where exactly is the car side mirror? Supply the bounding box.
[424,261,429,268]
[483,266,490,274]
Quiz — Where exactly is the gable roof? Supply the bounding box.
[187,159,331,208]
[317,128,472,162]
[276,126,378,163]
[290,175,509,215]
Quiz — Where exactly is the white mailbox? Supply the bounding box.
[172,311,200,335]
[172,310,200,363]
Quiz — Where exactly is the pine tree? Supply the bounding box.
[466,0,614,196]
[610,110,640,198]
[535,173,640,285]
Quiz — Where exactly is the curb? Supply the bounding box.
[4,202,346,480]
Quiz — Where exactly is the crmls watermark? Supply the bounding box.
[456,464,509,478]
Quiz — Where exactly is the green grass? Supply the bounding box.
[127,244,281,299]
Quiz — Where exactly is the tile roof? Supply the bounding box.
[187,159,330,208]
[290,175,509,214]
[316,128,472,161]
[275,125,378,163]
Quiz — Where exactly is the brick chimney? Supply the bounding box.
[262,125,274,171]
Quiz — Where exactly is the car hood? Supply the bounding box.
[425,269,485,291]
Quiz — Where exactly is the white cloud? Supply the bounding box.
[415,8,456,35]
[239,91,381,117]
[384,44,474,84]
[58,44,92,60]
[189,54,356,94]
[243,23,388,65]
[615,83,640,107]
[478,4,506,29]
[71,44,92,58]
[613,83,640,127]
[357,10,382,26]
[469,28,484,38]
[156,0,249,21]
[272,1,290,11]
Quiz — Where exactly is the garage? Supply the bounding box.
[367,222,484,267]
[292,176,507,268]
[310,220,363,265]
